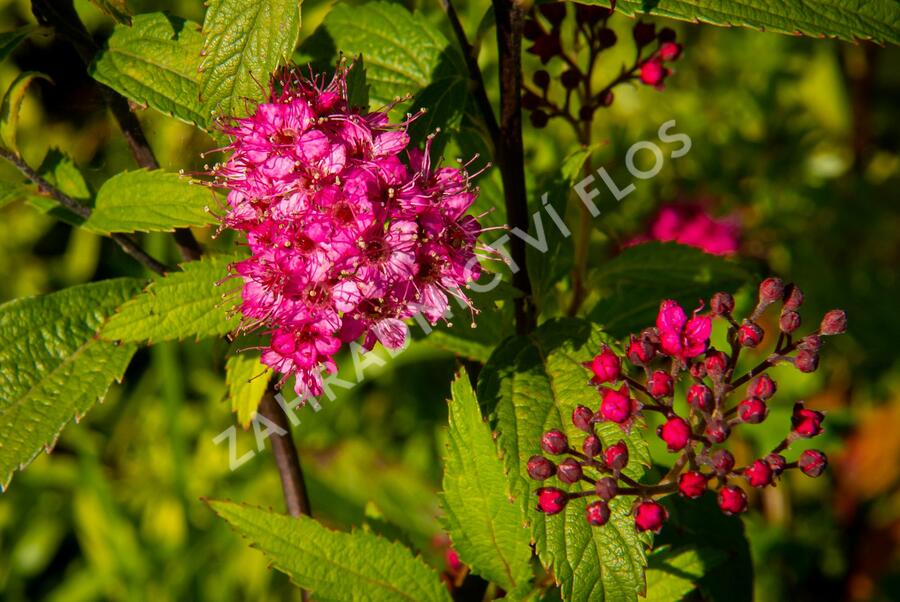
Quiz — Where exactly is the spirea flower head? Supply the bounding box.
[211,65,484,397]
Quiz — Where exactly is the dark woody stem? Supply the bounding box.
[259,389,313,518]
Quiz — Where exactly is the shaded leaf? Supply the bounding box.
[1,71,52,153]
[0,26,50,63]
[88,0,132,25]
[644,545,727,602]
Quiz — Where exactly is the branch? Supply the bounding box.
[0,147,168,275]
[259,389,313,518]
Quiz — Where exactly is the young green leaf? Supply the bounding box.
[441,369,532,591]
[207,501,452,602]
[101,254,242,343]
[582,0,900,45]
[478,319,652,602]
[83,169,218,234]
[0,279,143,490]
[0,71,52,153]
[225,347,271,429]
[90,13,207,128]
[199,0,301,121]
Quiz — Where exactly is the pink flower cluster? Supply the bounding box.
[628,203,740,256]
[213,67,483,396]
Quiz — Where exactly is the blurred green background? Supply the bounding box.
[1,0,898,600]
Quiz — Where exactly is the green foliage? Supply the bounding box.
[101,254,242,343]
[345,55,369,110]
[1,72,52,153]
[478,319,651,602]
[90,13,207,128]
[207,501,452,602]
[0,26,49,63]
[441,369,532,591]
[0,279,142,489]
[225,346,271,429]
[588,242,753,337]
[583,0,900,44]
[199,0,302,120]
[88,0,132,26]
[83,169,218,234]
[644,546,726,602]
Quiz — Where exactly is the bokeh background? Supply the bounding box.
[1,0,898,600]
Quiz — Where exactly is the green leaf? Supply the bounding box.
[0,26,50,63]
[83,169,217,233]
[26,150,92,226]
[101,254,242,343]
[345,55,369,110]
[0,179,29,209]
[0,279,142,489]
[478,319,651,602]
[225,345,271,429]
[199,0,302,120]
[88,0,132,26]
[207,501,452,602]
[441,369,532,591]
[90,13,207,128]
[583,0,900,45]
[587,242,753,338]
[1,71,52,153]
[644,546,727,602]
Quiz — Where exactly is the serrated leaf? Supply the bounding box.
[478,318,651,602]
[0,26,50,63]
[225,345,271,428]
[345,55,369,110]
[83,169,217,233]
[644,546,727,602]
[25,150,92,226]
[89,0,132,25]
[587,242,753,338]
[441,369,532,591]
[90,13,207,128]
[199,0,301,120]
[583,0,900,45]
[101,254,242,343]
[0,279,142,489]
[207,501,452,602]
[1,71,52,153]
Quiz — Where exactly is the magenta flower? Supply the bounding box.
[213,66,484,397]
[628,203,740,255]
[656,300,712,360]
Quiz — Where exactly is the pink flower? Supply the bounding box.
[212,66,484,396]
[628,203,740,255]
[656,300,711,361]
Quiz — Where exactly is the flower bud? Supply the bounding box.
[561,69,581,89]
[705,350,728,378]
[718,485,748,515]
[687,384,713,412]
[689,362,707,379]
[658,27,677,43]
[639,59,666,86]
[572,405,595,432]
[799,335,822,351]
[791,402,824,438]
[536,487,567,514]
[527,455,555,481]
[658,416,692,451]
[711,449,735,474]
[749,374,776,400]
[585,500,611,526]
[794,349,819,373]
[705,418,730,443]
[541,429,569,455]
[648,370,673,398]
[539,2,567,26]
[583,434,602,457]
[575,4,611,26]
[522,90,542,110]
[783,284,804,310]
[604,441,629,472]
[533,70,551,89]
[597,89,614,107]
[599,385,634,424]
[710,292,735,316]
[597,27,617,49]
[738,397,768,424]
[633,22,656,47]
[626,335,655,365]
[523,18,542,41]
[634,500,668,533]
[766,453,786,476]
[779,310,801,334]
[744,459,773,488]
[678,471,709,499]
[530,109,549,128]
[799,449,828,477]
[595,477,619,500]
[820,310,847,335]
[557,458,583,484]
[658,42,682,61]
[759,277,785,304]
[586,346,621,384]
[738,322,764,347]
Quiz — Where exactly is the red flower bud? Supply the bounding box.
[749,374,776,400]
[586,500,611,526]
[583,434,602,457]
[658,416,692,451]
[712,449,735,474]
[738,322,764,347]
[599,385,635,424]
[658,41,682,61]
[690,362,707,379]
[648,370,673,398]
[595,477,619,500]
[820,309,847,336]
[791,402,825,438]
[536,487,568,514]
[705,350,728,377]
[738,397,768,424]
[779,310,801,334]
[766,453,786,476]
[794,349,819,373]
[626,335,655,365]
[604,441,629,471]
[639,59,666,86]
[705,418,730,443]
[799,335,822,351]
[783,284,804,310]
[541,429,569,455]
[527,455,555,481]
[634,500,668,533]
[799,449,828,477]
[678,471,709,498]
[687,384,713,412]
[597,27,617,49]
[759,277,785,304]
[557,458,583,484]
[586,346,621,384]
[718,485,748,515]
[710,292,735,316]
[572,405,595,432]
[744,459,773,488]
